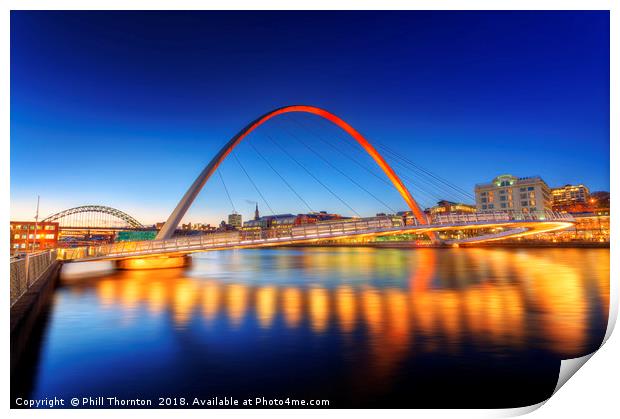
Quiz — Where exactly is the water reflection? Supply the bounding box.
[21,247,609,408]
[61,248,608,360]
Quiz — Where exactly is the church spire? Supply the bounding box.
[254,203,260,220]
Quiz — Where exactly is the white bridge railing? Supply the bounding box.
[429,210,574,225]
[56,211,574,262]
[10,249,58,306]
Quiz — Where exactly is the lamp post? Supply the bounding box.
[31,195,40,252]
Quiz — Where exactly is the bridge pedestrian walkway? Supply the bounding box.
[55,211,574,263]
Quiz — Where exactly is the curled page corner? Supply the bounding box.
[495,400,547,417]
[491,353,596,418]
[553,353,595,395]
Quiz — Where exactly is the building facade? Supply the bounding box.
[243,212,345,230]
[10,221,59,253]
[228,213,242,229]
[427,200,476,217]
[475,174,551,213]
[551,184,590,211]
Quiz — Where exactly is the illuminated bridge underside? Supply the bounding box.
[59,214,574,263]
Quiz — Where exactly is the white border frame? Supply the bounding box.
[2,2,617,418]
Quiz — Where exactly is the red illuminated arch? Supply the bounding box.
[156,105,427,240]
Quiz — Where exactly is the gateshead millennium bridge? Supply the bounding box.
[51,105,574,268]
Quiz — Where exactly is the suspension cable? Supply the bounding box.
[217,168,237,213]
[375,144,474,201]
[231,151,276,216]
[284,115,438,209]
[285,115,395,188]
[313,115,474,201]
[248,142,314,213]
[264,133,361,218]
[275,120,398,214]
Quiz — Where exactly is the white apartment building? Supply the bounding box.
[475,174,551,213]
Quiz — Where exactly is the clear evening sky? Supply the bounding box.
[10,11,609,225]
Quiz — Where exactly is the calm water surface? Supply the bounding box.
[13,247,609,408]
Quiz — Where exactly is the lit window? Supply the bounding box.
[45,234,55,239]
[14,234,19,239]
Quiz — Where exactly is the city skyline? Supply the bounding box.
[11,11,610,225]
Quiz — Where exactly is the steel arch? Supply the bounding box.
[157,105,427,240]
[42,205,144,228]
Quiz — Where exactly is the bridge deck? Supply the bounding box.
[56,211,575,262]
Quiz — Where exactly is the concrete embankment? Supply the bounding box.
[10,260,62,371]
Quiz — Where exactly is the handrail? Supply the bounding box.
[10,249,58,306]
[56,211,575,261]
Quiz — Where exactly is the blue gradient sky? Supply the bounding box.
[11,11,609,225]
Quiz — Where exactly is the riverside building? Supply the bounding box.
[475,174,551,213]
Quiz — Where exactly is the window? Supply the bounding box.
[499,190,506,194]
[481,191,487,196]
[45,225,55,230]
[500,196,506,201]
[481,198,487,203]
[528,186,534,191]
[520,193,527,199]
[13,244,19,248]
[488,204,494,209]
[20,243,25,248]
[14,234,19,239]
[28,234,34,239]
[520,188,526,192]
[482,204,487,210]
[501,203,507,208]
[45,234,55,239]
[521,201,528,207]
[529,200,536,206]
[21,234,26,239]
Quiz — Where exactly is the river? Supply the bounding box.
[12,247,610,408]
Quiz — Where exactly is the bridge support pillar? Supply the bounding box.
[114,255,191,270]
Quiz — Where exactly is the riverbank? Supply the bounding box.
[11,260,62,371]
